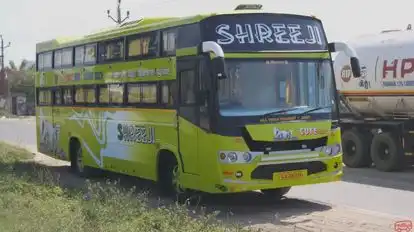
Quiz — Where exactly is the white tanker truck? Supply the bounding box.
[334,24,414,172]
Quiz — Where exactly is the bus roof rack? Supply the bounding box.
[234,4,263,10]
[380,24,412,33]
[380,29,401,33]
[120,18,144,27]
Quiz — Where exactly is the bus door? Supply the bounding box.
[177,58,200,174]
[50,87,61,157]
[38,88,57,156]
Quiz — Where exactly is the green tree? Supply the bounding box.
[6,59,35,102]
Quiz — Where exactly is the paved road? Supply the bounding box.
[1,117,413,220]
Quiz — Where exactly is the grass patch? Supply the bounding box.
[0,142,252,232]
[0,141,34,163]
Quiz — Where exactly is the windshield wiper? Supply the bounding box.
[297,106,332,117]
[263,106,304,118]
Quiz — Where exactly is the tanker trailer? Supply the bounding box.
[334,25,414,172]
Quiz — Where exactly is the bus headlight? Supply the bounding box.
[218,151,259,164]
[242,152,252,162]
[322,144,341,156]
[227,152,238,162]
[332,144,341,155]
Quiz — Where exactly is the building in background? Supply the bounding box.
[0,60,35,116]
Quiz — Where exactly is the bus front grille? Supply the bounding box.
[250,161,327,180]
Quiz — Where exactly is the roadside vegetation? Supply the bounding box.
[0,142,253,232]
[0,109,15,118]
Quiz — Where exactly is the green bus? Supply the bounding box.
[35,5,361,197]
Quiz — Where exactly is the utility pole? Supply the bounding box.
[0,35,11,71]
[0,35,11,113]
[107,0,130,25]
[0,35,11,98]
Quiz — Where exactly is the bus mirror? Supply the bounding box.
[350,57,361,78]
[329,41,362,78]
[211,57,227,79]
[201,41,227,79]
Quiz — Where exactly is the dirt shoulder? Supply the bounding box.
[4,141,408,232]
[253,207,402,231]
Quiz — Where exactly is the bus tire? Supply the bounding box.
[262,187,291,200]
[158,151,185,198]
[341,129,372,168]
[69,138,94,178]
[370,132,405,172]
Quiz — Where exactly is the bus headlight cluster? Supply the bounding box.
[218,151,257,163]
[323,144,341,156]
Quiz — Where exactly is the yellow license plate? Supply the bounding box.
[278,170,307,180]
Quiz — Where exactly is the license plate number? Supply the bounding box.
[279,170,307,180]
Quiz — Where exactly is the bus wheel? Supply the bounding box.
[261,187,291,200]
[341,129,372,168]
[370,132,405,172]
[171,164,185,194]
[158,154,185,198]
[70,139,93,177]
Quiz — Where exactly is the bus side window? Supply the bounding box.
[127,83,141,104]
[85,87,96,104]
[99,85,109,104]
[99,39,124,63]
[162,29,177,56]
[37,89,52,106]
[109,84,124,104]
[75,87,85,103]
[161,81,175,107]
[141,83,157,104]
[62,88,73,105]
[180,70,196,105]
[53,89,62,105]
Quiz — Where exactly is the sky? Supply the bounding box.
[0,0,412,65]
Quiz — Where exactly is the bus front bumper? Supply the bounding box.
[214,154,342,193]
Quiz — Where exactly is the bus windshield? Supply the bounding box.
[217,59,335,117]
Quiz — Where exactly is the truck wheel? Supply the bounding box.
[341,129,372,168]
[370,132,405,172]
[262,187,291,200]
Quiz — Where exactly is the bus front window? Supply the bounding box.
[217,59,335,117]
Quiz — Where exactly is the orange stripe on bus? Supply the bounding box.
[38,105,176,113]
[340,90,414,95]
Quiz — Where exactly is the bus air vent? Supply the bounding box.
[234,4,263,11]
